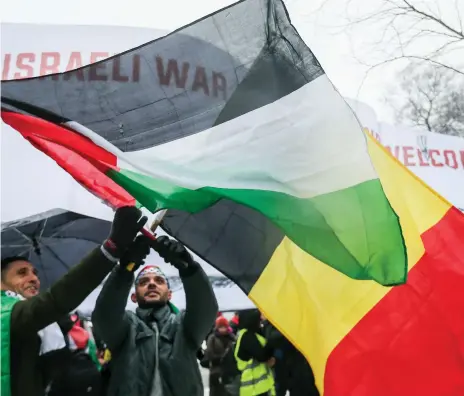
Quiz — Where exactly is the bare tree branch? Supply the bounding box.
[366,55,464,76]
[391,63,464,136]
[426,38,463,58]
[401,0,463,38]
[456,0,464,33]
[336,0,464,78]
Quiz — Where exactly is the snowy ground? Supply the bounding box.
[201,366,210,395]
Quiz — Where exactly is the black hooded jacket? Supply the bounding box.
[236,309,273,363]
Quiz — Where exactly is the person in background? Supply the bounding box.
[215,311,234,335]
[263,320,319,396]
[46,313,103,396]
[229,312,240,335]
[234,309,275,396]
[0,206,147,396]
[205,316,236,396]
[92,235,218,396]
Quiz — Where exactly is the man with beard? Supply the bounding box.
[92,235,218,396]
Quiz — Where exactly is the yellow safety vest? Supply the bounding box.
[234,329,275,396]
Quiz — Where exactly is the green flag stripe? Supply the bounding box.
[108,168,406,285]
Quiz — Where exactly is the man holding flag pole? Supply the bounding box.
[92,210,218,396]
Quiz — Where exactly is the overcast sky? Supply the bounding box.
[2,0,441,123]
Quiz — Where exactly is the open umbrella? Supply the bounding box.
[1,210,111,289]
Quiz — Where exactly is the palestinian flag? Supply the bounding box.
[2,0,464,394]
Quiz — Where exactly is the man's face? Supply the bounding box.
[132,273,171,307]
[1,260,40,298]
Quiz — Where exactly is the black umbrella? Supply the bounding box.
[1,210,111,289]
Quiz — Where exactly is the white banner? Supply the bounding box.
[1,23,170,223]
[348,100,464,211]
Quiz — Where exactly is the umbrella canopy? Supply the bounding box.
[1,210,111,289]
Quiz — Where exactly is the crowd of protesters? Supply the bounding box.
[1,206,320,396]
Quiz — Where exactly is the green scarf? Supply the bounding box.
[169,302,179,314]
[1,291,21,396]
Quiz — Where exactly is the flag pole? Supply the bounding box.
[136,209,167,240]
[149,209,168,233]
[126,209,167,271]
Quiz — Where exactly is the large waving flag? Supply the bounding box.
[2,0,464,394]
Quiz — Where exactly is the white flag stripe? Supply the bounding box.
[69,75,377,199]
